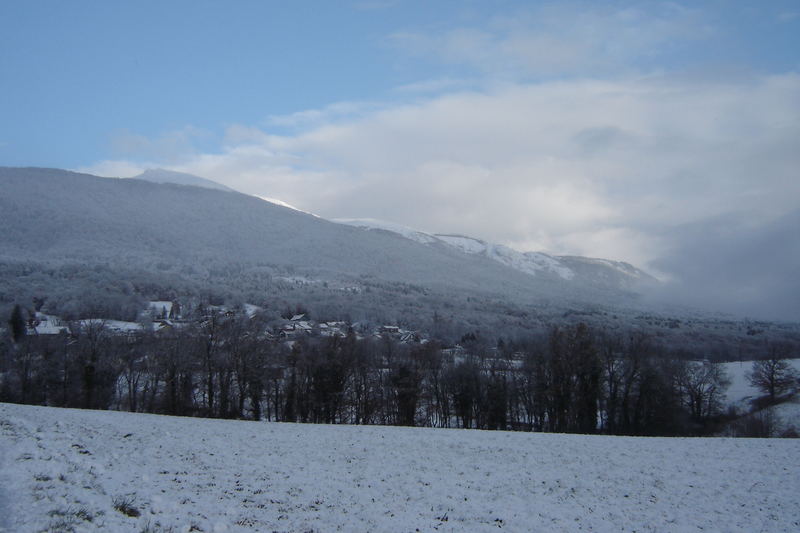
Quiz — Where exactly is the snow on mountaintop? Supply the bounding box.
[2,403,799,532]
[560,255,644,279]
[335,219,578,280]
[435,234,576,280]
[255,195,319,217]
[333,218,439,244]
[434,234,488,254]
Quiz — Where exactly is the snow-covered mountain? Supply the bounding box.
[0,167,560,295]
[333,218,440,245]
[121,171,654,292]
[334,218,655,290]
[112,168,656,291]
[433,234,576,280]
[0,166,661,326]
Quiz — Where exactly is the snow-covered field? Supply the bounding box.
[2,403,799,533]
[717,359,800,408]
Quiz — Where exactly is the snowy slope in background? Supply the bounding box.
[2,403,799,533]
[333,218,439,245]
[122,174,650,289]
[435,234,576,280]
[256,195,320,217]
[0,168,571,298]
[335,218,654,288]
[123,172,652,290]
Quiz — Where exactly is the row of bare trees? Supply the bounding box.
[1,314,742,435]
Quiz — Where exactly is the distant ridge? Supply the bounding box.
[0,166,655,307]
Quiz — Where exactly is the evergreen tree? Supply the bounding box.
[8,304,26,343]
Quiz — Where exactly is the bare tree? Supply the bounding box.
[748,344,798,402]
[679,360,730,424]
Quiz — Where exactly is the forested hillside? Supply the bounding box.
[2,166,798,355]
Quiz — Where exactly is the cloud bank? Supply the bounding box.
[80,3,800,320]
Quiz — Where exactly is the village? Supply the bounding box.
[21,300,437,349]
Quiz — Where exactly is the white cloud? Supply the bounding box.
[77,159,146,178]
[389,3,708,78]
[73,3,800,318]
[89,73,800,282]
[265,101,385,130]
[108,126,212,164]
[392,77,477,94]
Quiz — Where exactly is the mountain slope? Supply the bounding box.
[0,167,590,301]
[335,218,656,291]
[3,167,799,351]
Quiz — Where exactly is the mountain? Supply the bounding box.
[133,169,312,213]
[0,168,528,291]
[2,166,798,353]
[0,167,651,298]
[132,168,237,192]
[334,218,655,291]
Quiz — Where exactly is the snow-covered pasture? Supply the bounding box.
[719,359,800,436]
[1,403,799,533]
[721,359,800,407]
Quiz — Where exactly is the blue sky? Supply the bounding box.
[2,1,799,318]
[1,1,798,168]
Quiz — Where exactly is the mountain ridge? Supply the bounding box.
[107,168,656,291]
[334,218,655,290]
[3,166,800,354]
[0,166,652,316]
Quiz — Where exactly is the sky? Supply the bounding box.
[1,1,799,319]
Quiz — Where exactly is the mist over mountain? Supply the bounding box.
[334,218,656,293]
[131,168,238,192]
[647,210,800,322]
[0,167,649,299]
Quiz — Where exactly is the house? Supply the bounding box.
[399,331,421,344]
[26,313,69,336]
[78,319,143,337]
[320,321,348,337]
[279,319,315,338]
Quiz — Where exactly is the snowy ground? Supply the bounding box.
[721,360,768,407]
[720,359,800,435]
[720,359,800,408]
[2,403,799,533]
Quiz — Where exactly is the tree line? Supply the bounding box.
[6,306,795,436]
